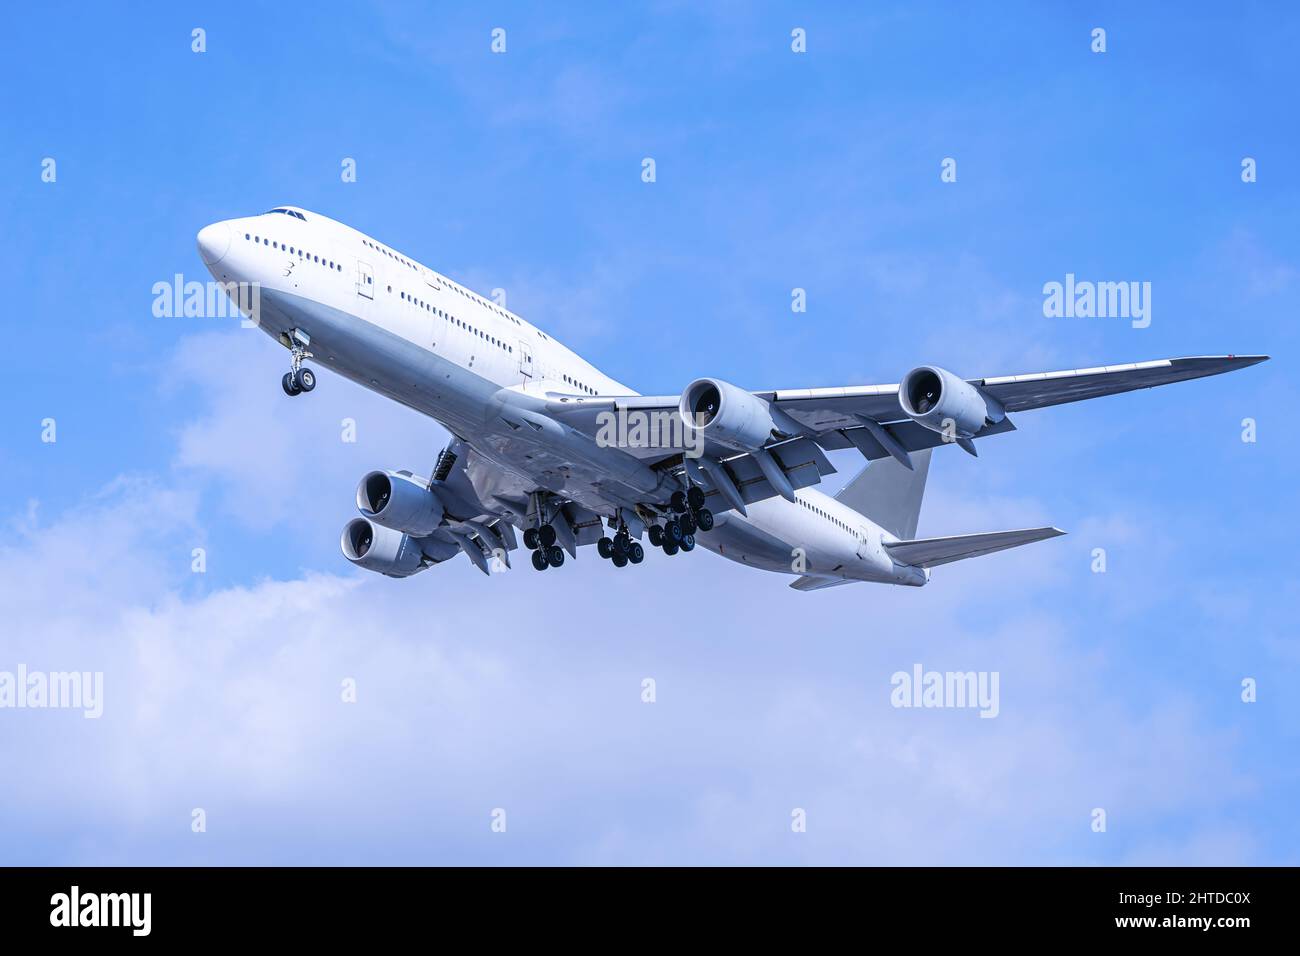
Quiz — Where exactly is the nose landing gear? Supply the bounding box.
[280,329,316,397]
[282,367,315,396]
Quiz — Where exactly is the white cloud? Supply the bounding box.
[0,330,1278,865]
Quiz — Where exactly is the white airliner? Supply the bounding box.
[197,207,1266,590]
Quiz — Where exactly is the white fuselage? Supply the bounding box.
[197,206,923,586]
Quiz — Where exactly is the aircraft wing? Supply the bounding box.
[546,355,1267,463]
[745,354,1265,431]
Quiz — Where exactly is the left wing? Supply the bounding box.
[548,355,1266,459]
[541,354,1266,512]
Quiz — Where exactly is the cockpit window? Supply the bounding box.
[264,208,308,221]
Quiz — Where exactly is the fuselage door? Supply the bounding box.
[518,340,534,378]
[357,261,374,299]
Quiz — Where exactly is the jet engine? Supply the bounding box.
[356,470,445,536]
[679,378,793,451]
[898,366,1000,438]
[340,518,432,578]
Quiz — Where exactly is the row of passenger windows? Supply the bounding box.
[798,498,863,537]
[359,238,527,329]
[245,234,343,271]
[362,238,417,272]
[245,230,592,389]
[394,287,514,355]
[563,374,595,395]
[362,235,596,390]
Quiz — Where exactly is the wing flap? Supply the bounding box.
[840,416,1016,462]
[716,436,836,507]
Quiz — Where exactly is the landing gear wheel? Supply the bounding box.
[524,528,541,551]
[628,542,645,564]
[648,526,664,547]
[282,372,302,396]
[612,552,628,568]
[687,486,705,510]
[597,537,613,559]
[664,519,683,545]
[546,545,565,567]
[531,549,549,571]
[670,490,688,513]
[663,542,679,556]
[294,367,316,392]
[679,511,697,535]
[681,533,696,552]
[695,508,714,531]
[539,525,557,548]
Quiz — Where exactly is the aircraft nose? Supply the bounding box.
[196,221,231,265]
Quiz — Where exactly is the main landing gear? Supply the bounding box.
[525,521,564,571]
[649,485,711,558]
[603,485,714,566]
[596,524,645,569]
[280,329,316,397]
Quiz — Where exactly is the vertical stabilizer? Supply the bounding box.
[834,448,932,539]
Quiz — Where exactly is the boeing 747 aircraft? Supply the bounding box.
[197,207,1266,590]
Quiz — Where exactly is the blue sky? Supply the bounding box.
[1,1,1297,864]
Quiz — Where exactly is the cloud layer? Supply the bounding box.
[0,329,1281,865]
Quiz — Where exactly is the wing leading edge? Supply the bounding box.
[547,355,1266,449]
[539,354,1266,511]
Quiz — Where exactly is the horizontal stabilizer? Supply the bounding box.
[789,574,857,592]
[885,527,1065,568]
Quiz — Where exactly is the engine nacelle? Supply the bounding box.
[899,366,995,439]
[356,470,445,536]
[679,378,791,451]
[340,518,431,578]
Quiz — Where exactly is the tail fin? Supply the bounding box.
[884,527,1065,568]
[834,449,932,540]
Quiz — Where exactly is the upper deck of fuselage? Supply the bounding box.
[199,205,634,396]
